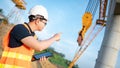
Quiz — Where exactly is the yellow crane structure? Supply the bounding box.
[12,0,26,10]
[69,0,108,68]
[5,0,27,24]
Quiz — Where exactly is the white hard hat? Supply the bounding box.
[29,5,48,20]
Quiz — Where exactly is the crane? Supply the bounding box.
[5,0,27,24]
[69,0,108,68]
[11,0,26,10]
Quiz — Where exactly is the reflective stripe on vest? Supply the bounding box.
[2,51,31,61]
[0,64,23,68]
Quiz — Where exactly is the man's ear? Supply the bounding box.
[35,19,40,25]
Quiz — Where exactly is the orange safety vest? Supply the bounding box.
[0,24,37,68]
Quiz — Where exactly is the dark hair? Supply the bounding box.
[28,15,36,22]
[28,15,47,22]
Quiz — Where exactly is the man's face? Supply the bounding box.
[37,19,47,31]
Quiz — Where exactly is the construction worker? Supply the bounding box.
[0,5,61,68]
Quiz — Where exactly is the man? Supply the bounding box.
[0,5,61,68]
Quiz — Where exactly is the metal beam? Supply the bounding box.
[116,0,120,3]
[114,3,120,15]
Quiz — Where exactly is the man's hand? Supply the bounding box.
[39,56,47,62]
[53,33,62,41]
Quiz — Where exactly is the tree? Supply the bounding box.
[0,9,3,14]
[0,8,8,24]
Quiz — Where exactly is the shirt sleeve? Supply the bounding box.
[10,24,31,41]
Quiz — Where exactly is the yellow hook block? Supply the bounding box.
[79,12,92,39]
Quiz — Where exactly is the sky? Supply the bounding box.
[0,0,120,68]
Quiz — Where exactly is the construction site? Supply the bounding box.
[0,0,120,68]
